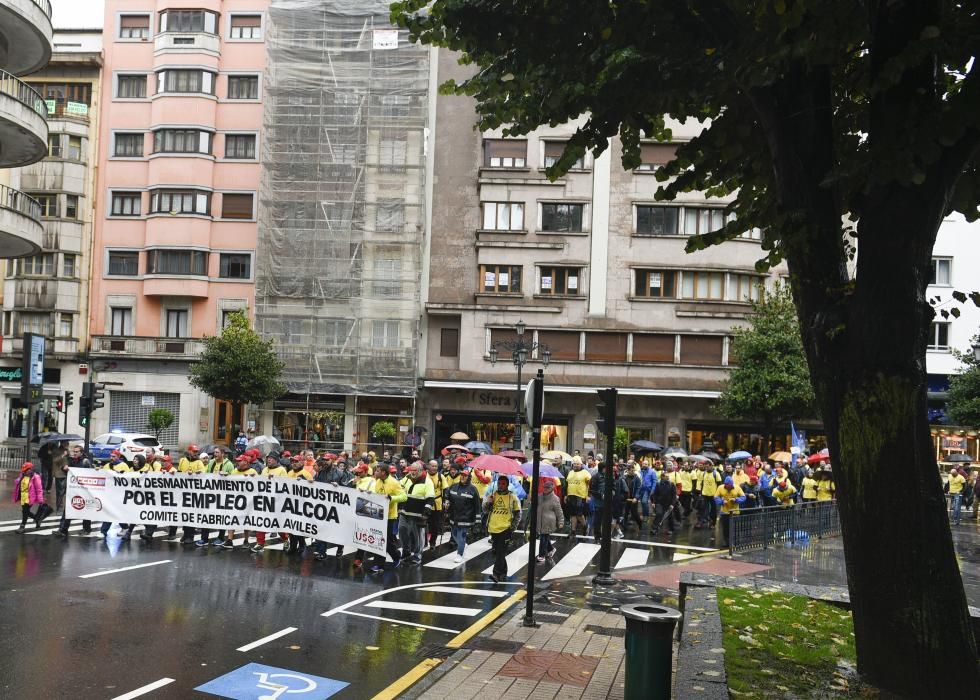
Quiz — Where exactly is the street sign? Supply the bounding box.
[195,663,349,700]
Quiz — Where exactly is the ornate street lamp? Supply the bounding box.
[489,320,551,449]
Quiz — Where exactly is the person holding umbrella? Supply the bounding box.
[651,469,679,535]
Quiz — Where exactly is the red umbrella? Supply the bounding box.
[441,444,472,456]
[497,449,526,459]
[470,453,524,475]
[807,452,830,465]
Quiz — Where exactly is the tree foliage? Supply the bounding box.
[146,408,174,441]
[946,335,980,427]
[716,284,816,449]
[188,311,286,408]
[613,427,629,459]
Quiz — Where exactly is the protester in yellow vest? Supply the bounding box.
[485,475,521,583]
[178,444,205,474]
[370,464,408,573]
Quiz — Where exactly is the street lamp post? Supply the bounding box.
[489,320,550,450]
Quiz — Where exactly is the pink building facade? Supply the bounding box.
[89,0,267,448]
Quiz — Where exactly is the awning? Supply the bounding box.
[420,380,720,399]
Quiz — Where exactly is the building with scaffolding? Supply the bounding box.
[254,0,429,456]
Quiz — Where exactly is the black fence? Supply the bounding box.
[729,500,840,555]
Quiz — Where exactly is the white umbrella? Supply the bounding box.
[247,435,281,455]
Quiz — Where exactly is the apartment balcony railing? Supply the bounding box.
[0,0,53,75]
[90,335,206,359]
[0,183,42,257]
[0,69,47,168]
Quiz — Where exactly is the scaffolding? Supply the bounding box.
[256,0,429,401]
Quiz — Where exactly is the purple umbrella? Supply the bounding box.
[520,462,563,478]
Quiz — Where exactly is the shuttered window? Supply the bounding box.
[484,139,527,168]
[633,334,675,363]
[108,391,180,446]
[537,330,580,361]
[585,333,628,362]
[679,335,724,365]
[543,141,584,169]
[440,328,459,357]
[637,143,677,171]
[221,193,254,220]
[119,15,149,39]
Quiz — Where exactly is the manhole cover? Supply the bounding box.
[465,638,525,654]
[584,624,626,637]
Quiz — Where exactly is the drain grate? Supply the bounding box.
[584,624,626,637]
[414,644,457,659]
[530,602,579,616]
[465,638,525,654]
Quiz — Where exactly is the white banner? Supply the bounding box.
[65,469,389,556]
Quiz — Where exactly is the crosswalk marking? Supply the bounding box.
[614,547,650,569]
[418,585,509,598]
[425,537,492,569]
[542,543,602,581]
[341,610,461,634]
[482,545,530,576]
[365,600,482,617]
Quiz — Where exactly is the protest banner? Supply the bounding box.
[65,470,389,556]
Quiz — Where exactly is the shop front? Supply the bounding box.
[685,421,827,458]
[931,428,980,462]
[269,393,347,454]
[1,366,64,442]
[432,410,572,455]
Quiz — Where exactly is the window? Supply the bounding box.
[539,266,581,295]
[159,10,218,34]
[543,141,584,169]
[227,75,259,100]
[153,129,212,155]
[65,195,78,220]
[379,138,407,170]
[683,207,727,235]
[147,250,209,276]
[729,274,763,302]
[62,254,76,278]
[375,200,405,232]
[33,194,58,218]
[636,143,677,171]
[47,134,61,158]
[540,203,584,233]
[67,136,82,161]
[19,313,50,336]
[440,328,459,357]
[636,206,679,235]
[221,193,254,220]
[119,14,150,39]
[107,251,139,276]
[484,139,527,168]
[165,309,189,338]
[536,330,580,361]
[22,253,55,276]
[224,134,256,159]
[372,252,401,297]
[230,14,262,39]
[116,74,147,98]
[371,320,400,349]
[479,264,522,293]
[156,69,216,95]
[110,307,133,336]
[585,333,628,362]
[634,270,678,298]
[929,322,950,350]
[930,258,952,286]
[681,271,725,300]
[482,202,524,231]
[30,81,92,106]
[114,133,144,157]
[679,335,724,365]
[59,313,73,337]
[219,253,251,279]
[150,189,210,216]
[633,334,675,363]
[111,192,142,217]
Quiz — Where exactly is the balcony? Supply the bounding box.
[143,276,210,298]
[0,0,53,75]
[90,335,205,359]
[154,31,220,58]
[0,70,47,167]
[0,183,42,257]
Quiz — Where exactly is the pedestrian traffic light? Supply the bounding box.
[90,382,106,412]
[56,396,63,412]
[79,382,91,426]
[64,390,73,410]
[595,387,617,436]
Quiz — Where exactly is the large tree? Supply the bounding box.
[716,284,816,457]
[189,311,286,434]
[392,0,980,692]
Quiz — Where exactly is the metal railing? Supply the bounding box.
[0,69,46,119]
[0,445,38,472]
[31,0,53,19]
[0,183,42,222]
[90,335,206,357]
[729,500,840,555]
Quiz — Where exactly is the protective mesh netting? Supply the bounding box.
[256,0,429,397]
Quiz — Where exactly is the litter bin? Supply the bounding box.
[621,603,682,700]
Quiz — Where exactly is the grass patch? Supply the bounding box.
[717,586,868,698]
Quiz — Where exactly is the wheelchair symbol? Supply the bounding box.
[254,671,318,700]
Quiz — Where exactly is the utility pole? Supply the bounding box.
[593,387,617,585]
[523,369,545,627]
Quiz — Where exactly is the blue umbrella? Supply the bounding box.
[728,450,752,461]
[464,440,492,454]
[520,462,563,478]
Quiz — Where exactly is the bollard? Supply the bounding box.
[621,603,682,700]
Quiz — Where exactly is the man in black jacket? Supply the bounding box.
[652,470,679,534]
[446,468,480,563]
[56,445,94,537]
[400,463,435,564]
[312,457,352,560]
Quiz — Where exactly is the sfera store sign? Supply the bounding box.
[472,390,513,407]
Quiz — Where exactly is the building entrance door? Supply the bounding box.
[213,400,245,446]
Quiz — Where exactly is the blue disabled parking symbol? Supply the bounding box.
[195,663,349,700]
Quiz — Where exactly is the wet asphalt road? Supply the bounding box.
[0,498,713,700]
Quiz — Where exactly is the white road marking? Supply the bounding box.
[614,547,650,569]
[320,581,520,619]
[236,626,298,652]
[542,543,602,581]
[79,560,172,579]
[425,537,492,569]
[481,546,530,576]
[513,530,717,551]
[111,678,176,699]
[672,552,701,562]
[365,600,482,617]
[340,610,460,634]
[418,585,509,598]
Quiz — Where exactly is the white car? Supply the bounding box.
[90,432,162,464]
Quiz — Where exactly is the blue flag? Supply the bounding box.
[790,422,806,467]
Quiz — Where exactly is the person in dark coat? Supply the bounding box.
[446,468,480,563]
[312,457,352,560]
[651,470,679,534]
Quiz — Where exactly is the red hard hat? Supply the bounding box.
[187,444,200,454]
[163,455,173,462]
[110,450,123,458]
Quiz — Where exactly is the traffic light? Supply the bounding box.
[90,382,106,412]
[79,382,91,426]
[595,387,618,436]
[64,391,73,410]
[56,396,63,412]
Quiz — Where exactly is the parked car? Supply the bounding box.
[89,433,161,464]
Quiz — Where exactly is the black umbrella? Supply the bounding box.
[946,453,973,463]
[39,433,83,444]
[698,450,723,463]
[629,440,664,454]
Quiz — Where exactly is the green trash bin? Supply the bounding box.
[621,603,682,700]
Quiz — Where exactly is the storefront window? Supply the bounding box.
[6,397,59,439]
[434,413,570,455]
[271,394,346,454]
[932,430,980,462]
[686,424,826,459]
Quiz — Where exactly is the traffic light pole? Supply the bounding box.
[82,380,92,460]
[593,388,617,586]
[523,369,545,628]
